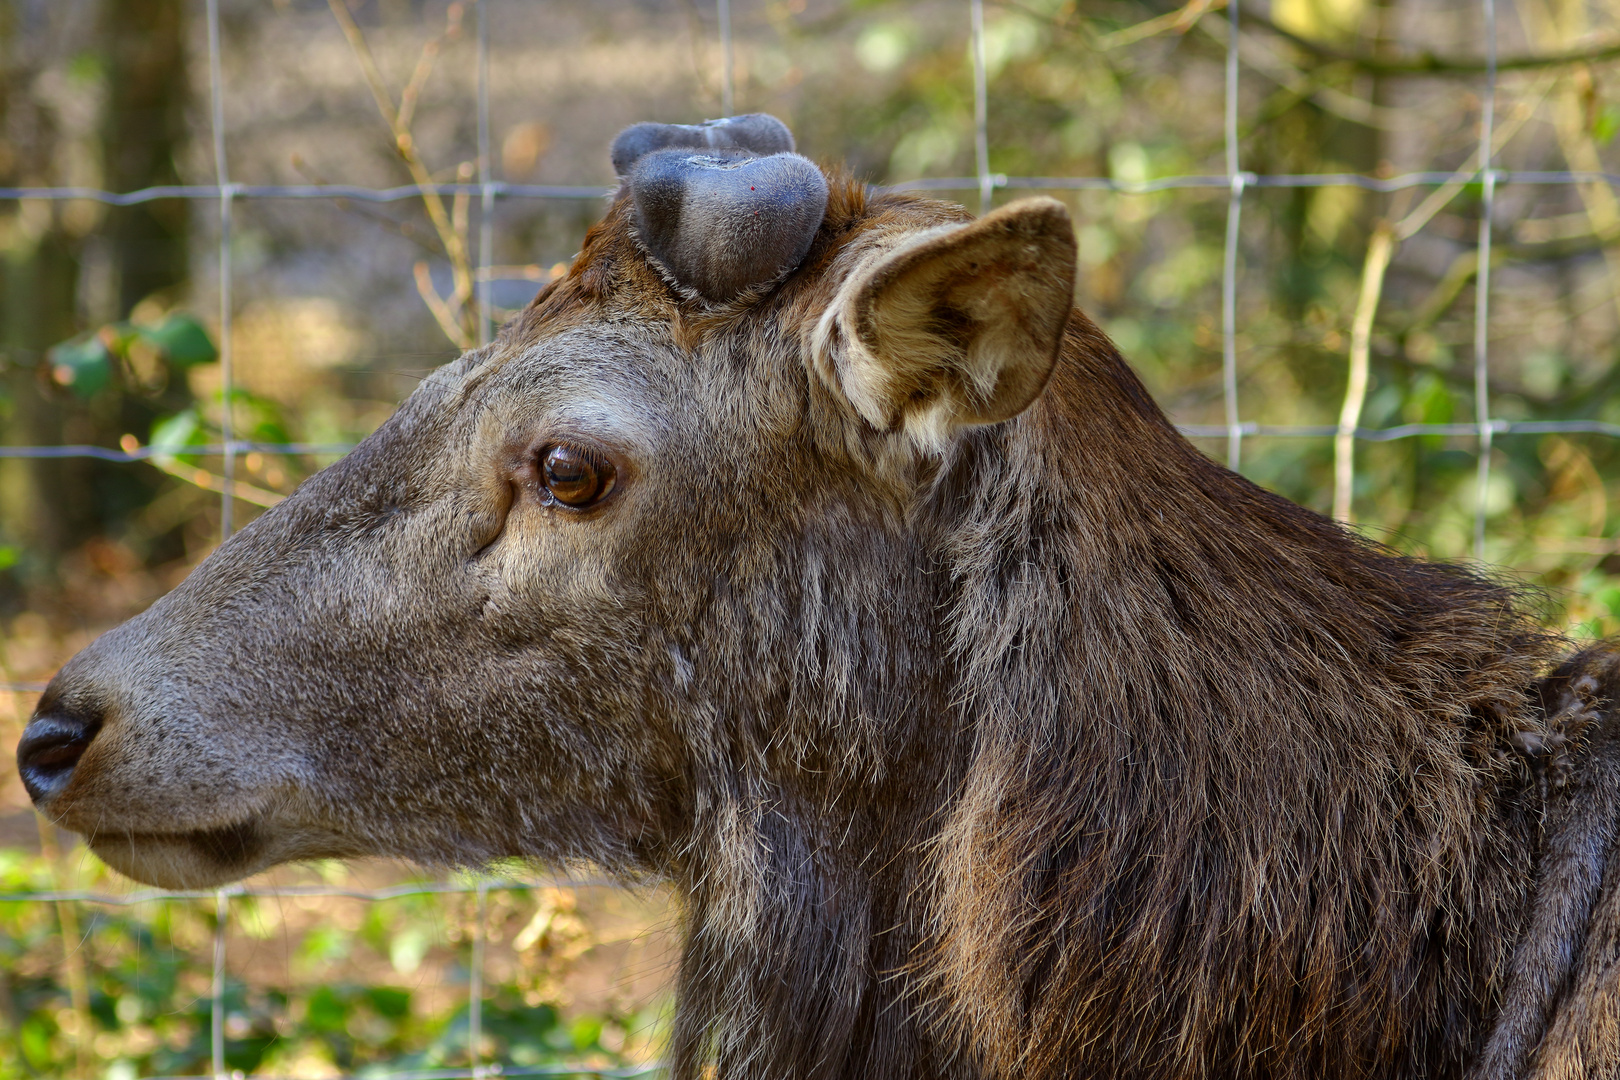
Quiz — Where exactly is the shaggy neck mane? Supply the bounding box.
[929,315,1557,1079]
[548,183,1563,1080]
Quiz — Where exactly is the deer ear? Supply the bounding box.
[819,197,1076,445]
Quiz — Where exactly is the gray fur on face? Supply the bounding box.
[610,113,795,178]
[628,149,829,303]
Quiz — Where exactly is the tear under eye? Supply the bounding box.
[541,444,616,508]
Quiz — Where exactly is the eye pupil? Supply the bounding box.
[543,445,615,507]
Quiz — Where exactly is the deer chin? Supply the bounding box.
[83,818,356,890]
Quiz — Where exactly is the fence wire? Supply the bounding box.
[0,0,1610,1077]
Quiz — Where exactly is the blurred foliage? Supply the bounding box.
[0,849,665,1078]
[46,313,216,401]
[779,0,1620,635]
[4,0,1618,630]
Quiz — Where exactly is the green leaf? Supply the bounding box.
[137,314,217,368]
[388,928,430,975]
[298,925,352,965]
[1596,104,1620,145]
[210,387,293,444]
[569,1015,603,1050]
[1405,372,1454,449]
[148,409,205,453]
[47,336,112,398]
[366,986,411,1020]
[67,51,104,83]
[305,986,350,1033]
[101,321,140,355]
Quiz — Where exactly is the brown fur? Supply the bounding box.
[20,165,1620,1080]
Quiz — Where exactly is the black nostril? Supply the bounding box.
[17,712,101,805]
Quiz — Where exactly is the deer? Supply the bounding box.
[17,114,1620,1080]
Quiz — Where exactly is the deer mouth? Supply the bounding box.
[83,817,272,890]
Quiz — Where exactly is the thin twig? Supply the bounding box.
[326,0,475,342]
[1387,94,1546,245]
[1099,0,1225,49]
[38,822,92,1080]
[148,457,285,508]
[416,261,474,349]
[451,161,475,309]
[1335,223,1393,523]
[1218,22,1425,130]
[398,4,464,133]
[1401,250,1484,333]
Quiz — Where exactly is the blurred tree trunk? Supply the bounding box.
[0,1,90,575]
[0,0,189,602]
[102,0,188,315]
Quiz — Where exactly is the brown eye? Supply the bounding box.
[542,444,615,507]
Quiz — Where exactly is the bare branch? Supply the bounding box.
[327,0,476,343]
[1098,0,1224,49]
[147,457,285,508]
[1004,0,1620,76]
[1391,82,1551,241]
[1204,18,1421,130]
[415,260,474,350]
[1403,251,1482,333]
[398,3,465,135]
[1335,223,1394,524]
[1332,81,1548,523]
[1241,10,1620,73]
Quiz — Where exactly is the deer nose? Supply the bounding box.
[17,711,101,805]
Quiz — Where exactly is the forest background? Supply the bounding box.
[4,0,1620,1075]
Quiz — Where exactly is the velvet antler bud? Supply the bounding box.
[626,148,829,304]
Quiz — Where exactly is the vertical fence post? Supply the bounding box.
[1221,0,1245,472]
[1473,0,1499,562]
[211,889,228,1080]
[207,4,233,1072]
[477,0,494,349]
[206,0,234,540]
[971,0,992,215]
[719,0,735,115]
[469,879,489,1077]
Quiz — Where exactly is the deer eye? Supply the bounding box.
[541,444,616,508]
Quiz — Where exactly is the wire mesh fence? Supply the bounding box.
[2,877,668,1080]
[3,0,1619,1075]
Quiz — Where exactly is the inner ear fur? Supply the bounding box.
[824,197,1077,443]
